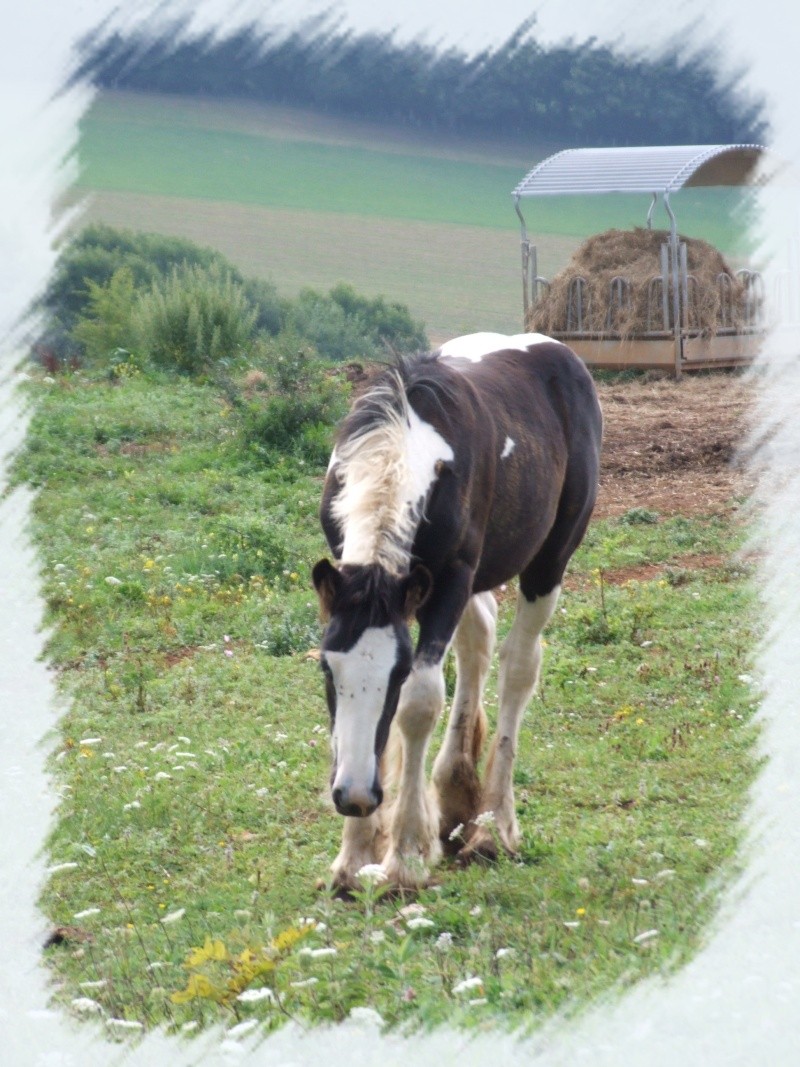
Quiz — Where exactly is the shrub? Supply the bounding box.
[71,266,138,365]
[237,333,349,464]
[132,263,258,376]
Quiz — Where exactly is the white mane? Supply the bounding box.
[331,373,453,575]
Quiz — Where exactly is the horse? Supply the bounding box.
[312,332,603,891]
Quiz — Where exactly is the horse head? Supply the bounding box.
[312,559,431,817]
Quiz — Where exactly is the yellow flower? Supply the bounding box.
[636,717,645,725]
[576,907,586,917]
[143,559,155,571]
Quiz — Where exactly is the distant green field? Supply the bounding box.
[72,92,757,341]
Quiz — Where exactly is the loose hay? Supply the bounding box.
[528,228,752,338]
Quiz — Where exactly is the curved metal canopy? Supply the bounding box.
[513,144,765,199]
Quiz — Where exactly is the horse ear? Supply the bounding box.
[403,565,433,619]
[312,559,341,620]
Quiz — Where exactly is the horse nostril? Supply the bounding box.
[332,786,344,811]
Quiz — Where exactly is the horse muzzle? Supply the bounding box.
[332,779,383,818]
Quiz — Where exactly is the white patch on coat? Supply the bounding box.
[438,331,562,363]
[325,625,399,794]
[501,436,515,459]
[333,380,453,575]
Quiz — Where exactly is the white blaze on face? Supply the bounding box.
[325,625,400,792]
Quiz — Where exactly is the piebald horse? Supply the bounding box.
[312,332,602,891]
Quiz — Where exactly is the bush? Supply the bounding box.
[70,266,138,366]
[237,333,349,464]
[36,225,284,364]
[132,263,258,375]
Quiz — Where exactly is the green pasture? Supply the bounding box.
[72,93,756,342]
[13,365,759,1038]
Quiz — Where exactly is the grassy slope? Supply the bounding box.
[14,369,760,1036]
[70,92,753,343]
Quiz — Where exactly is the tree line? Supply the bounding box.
[76,15,766,148]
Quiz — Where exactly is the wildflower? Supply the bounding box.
[123,801,141,811]
[237,987,276,1003]
[448,823,465,841]
[632,878,649,886]
[153,772,172,781]
[406,917,435,930]
[474,810,495,828]
[79,979,107,990]
[633,929,659,944]
[309,946,337,958]
[105,576,122,586]
[495,947,515,959]
[72,997,103,1014]
[290,977,319,988]
[107,1019,143,1031]
[469,997,488,1006]
[160,908,185,925]
[469,905,482,917]
[349,1006,384,1027]
[576,907,587,917]
[47,862,79,875]
[435,932,454,952]
[74,907,101,919]
[226,1019,260,1040]
[563,921,581,929]
[452,976,483,995]
[79,737,102,746]
[370,931,386,944]
[356,863,388,885]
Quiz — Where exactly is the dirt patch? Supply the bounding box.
[593,370,755,520]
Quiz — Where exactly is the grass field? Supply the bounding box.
[13,363,759,1038]
[68,92,756,343]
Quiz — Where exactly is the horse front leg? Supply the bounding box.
[459,586,560,863]
[381,661,446,889]
[432,591,497,851]
[381,563,473,889]
[330,809,388,894]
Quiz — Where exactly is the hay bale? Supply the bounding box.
[528,227,752,338]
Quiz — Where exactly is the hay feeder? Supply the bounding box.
[512,145,766,376]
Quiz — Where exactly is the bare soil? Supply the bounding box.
[593,370,755,520]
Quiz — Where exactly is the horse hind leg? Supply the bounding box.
[459,585,559,863]
[431,591,497,853]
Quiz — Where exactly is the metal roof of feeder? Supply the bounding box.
[512,144,766,199]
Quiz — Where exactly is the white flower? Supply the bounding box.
[656,868,677,880]
[631,878,649,886]
[73,907,101,919]
[370,930,386,944]
[105,576,123,586]
[495,947,514,959]
[153,772,172,781]
[290,977,319,988]
[406,917,435,929]
[563,921,581,929]
[107,1018,143,1030]
[79,980,107,990]
[694,838,709,849]
[237,987,276,1003]
[79,737,102,746]
[226,1019,259,1040]
[123,801,141,811]
[474,810,495,828]
[448,823,465,841]
[435,932,454,951]
[72,997,103,1014]
[160,908,185,925]
[633,928,659,944]
[469,905,482,917]
[468,997,488,1006]
[47,862,79,875]
[348,1006,384,1027]
[452,976,483,995]
[309,946,337,958]
[356,863,388,885]
[181,1021,198,1033]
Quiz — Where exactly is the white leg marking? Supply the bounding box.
[466,586,560,857]
[330,810,387,891]
[432,592,497,842]
[382,662,446,887]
